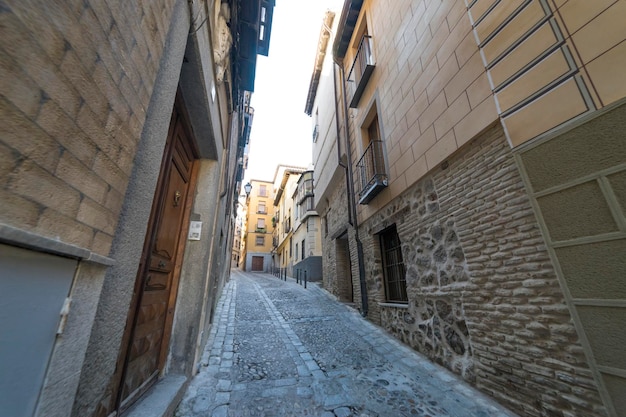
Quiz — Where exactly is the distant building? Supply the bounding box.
[292,170,323,281]
[271,165,307,276]
[231,202,245,268]
[242,179,275,272]
[306,1,625,417]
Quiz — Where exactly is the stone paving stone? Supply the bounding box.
[175,271,519,417]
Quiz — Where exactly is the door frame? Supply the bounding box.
[111,92,199,414]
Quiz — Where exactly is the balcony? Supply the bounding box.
[348,35,375,108]
[356,140,387,204]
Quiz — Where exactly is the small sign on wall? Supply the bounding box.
[188,221,202,240]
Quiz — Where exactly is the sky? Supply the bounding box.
[244,0,343,183]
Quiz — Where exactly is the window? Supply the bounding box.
[255,235,265,246]
[289,237,293,257]
[259,184,267,197]
[357,107,387,204]
[348,19,375,108]
[301,239,305,260]
[379,225,407,303]
[256,218,266,232]
[295,243,298,260]
[313,109,319,142]
[258,201,266,214]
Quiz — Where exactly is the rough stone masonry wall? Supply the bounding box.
[0,0,175,255]
[362,174,473,379]
[361,124,607,417]
[321,170,350,297]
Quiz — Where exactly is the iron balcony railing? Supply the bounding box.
[347,35,375,108]
[356,140,387,204]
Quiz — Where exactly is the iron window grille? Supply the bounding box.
[380,225,407,303]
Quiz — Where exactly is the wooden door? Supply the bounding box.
[117,103,197,412]
[251,256,264,271]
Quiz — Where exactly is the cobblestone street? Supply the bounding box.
[175,271,518,417]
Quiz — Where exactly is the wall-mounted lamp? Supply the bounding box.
[244,182,252,198]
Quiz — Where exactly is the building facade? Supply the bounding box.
[292,170,324,281]
[307,1,625,416]
[231,206,244,268]
[242,179,275,272]
[271,165,306,276]
[0,1,273,416]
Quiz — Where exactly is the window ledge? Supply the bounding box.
[0,223,115,266]
[378,302,408,309]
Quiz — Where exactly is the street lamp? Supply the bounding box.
[244,182,252,198]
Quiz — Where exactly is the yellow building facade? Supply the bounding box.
[242,180,275,272]
[271,165,307,276]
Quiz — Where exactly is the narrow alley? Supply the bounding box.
[175,271,517,417]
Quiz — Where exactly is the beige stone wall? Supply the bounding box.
[1,0,176,256]
[342,0,498,223]
[469,0,626,147]
[360,123,608,416]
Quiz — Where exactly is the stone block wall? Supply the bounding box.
[0,0,176,256]
[360,124,607,416]
[320,170,350,296]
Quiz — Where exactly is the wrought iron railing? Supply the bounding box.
[347,35,375,108]
[356,140,387,204]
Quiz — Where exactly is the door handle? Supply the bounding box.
[158,260,166,268]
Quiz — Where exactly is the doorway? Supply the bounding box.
[251,256,264,271]
[336,233,354,303]
[116,96,198,412]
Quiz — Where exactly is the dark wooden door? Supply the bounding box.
[118,105,197,411]
[251,256,264,271]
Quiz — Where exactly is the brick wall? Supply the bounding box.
[360,124,607,416]
[0,0,176,255]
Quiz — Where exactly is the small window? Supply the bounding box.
[259,184,267,197]
[313,109,319,142]
[255,236,265,246]
[301,239,305,260]
[295,243,298,259]
[379,225,407,303]
[258,201,266,214]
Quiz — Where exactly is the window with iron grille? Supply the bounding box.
[255,235,265,246]
[379,225,407,303]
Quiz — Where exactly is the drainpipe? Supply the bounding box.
[333,58,368,317]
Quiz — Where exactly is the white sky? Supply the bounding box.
[244,0,343,183]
